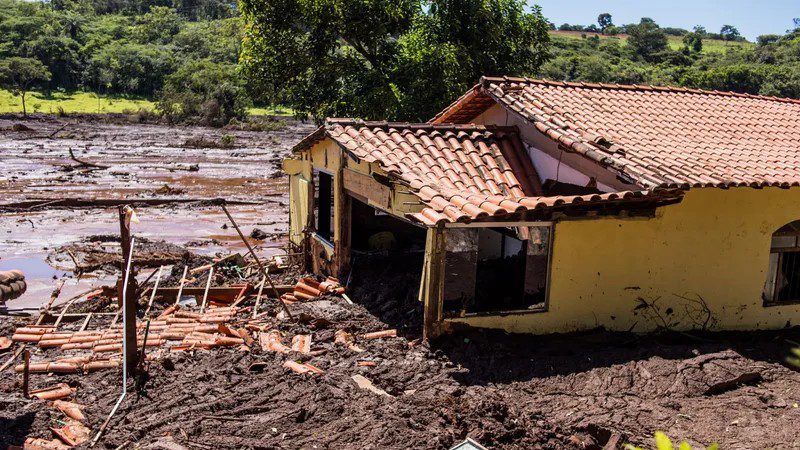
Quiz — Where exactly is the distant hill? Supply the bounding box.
[549,30,755,54]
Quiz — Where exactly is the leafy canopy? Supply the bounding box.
[0,56,52,93]
[239,0,550,121]
[0,56,52,114]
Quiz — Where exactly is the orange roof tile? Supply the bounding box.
[432,76,800,189]
[293,119,679,225]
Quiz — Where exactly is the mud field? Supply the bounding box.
[0,114,315,309]
[1,115,800,450]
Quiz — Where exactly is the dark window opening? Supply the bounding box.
[765,220,800,306]
[313,170,334,242]
[443,225,551,316]
[350,197,426,253]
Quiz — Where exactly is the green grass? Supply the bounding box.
[549,30,754,54]
[249,104,294,116]
[0,89,293,116]
[0,89,154,114]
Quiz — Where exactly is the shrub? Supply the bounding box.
[157,59,250,127]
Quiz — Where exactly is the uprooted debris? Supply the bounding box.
[47,236,206,273]
[0,270,27,303]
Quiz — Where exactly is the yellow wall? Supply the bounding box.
[448,187,800,334]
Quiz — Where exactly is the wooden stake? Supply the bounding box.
[118,205,138,377]
[79,313,92,332]
[0,345,25,373]
[252,277,266,319]
[144,266,164,316]
[174,266,188,306]
[22,349,30,398]
[36,279,66,325]
[200,266,213,313]
[220,203,293,319]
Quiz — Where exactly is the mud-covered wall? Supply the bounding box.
[447,187,800,334]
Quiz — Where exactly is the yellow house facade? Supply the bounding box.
[286,77,800,339]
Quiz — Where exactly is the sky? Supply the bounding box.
[533,0,798,41]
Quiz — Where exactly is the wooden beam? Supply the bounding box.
[422,227,446,341]
[118,205,138,377]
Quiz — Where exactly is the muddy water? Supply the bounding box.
[0,115,314,310]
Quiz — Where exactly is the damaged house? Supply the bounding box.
[284,76,800,339]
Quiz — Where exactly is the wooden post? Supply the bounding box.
[118,205,138,377]
[22,349,30,398]
[422,226,446,341]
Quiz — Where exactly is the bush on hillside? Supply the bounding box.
[157,59,250,126]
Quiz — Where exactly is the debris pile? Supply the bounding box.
[20,384,92,448]
[0,269,27,303]
[10,306,254,374]
[282,276,345,303]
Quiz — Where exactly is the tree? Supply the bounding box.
[597,13,612,33]
[132,6,182,44]
[627,18,668,62]
[0,57,51,116]
[239,0,550,121]
[157,59,250,126]
[720,24,741,41]
[682,31,703,53]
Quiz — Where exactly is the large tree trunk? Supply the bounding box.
[21,91,26,116]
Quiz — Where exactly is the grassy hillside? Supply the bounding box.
[0,89,292,116]
[549,30,754,54]
[0,90,153,115]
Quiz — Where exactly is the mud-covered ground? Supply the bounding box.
[0,114,315,309]
[1,298,799,450]
[1,116,800,449]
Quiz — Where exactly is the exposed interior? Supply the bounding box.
[765,219,800,306]
[443,225,551,316]
[349,197,426,253]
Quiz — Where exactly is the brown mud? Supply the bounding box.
[1,295,799,449]
[1,117,800,449]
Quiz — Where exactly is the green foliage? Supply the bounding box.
[0,0,248,120]
[682,32,703,53]
[239,0,550,121]
[625,431,719,450]
[84,40,177,95]
[0,56,52,114]
[597,13,612,32]
[131,6,182,44]
[627,18,668,62]
[720,24,741,42]
[157,59,250,126]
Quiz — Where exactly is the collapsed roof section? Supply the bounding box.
[432,76,800,190]
[292,119,681,226]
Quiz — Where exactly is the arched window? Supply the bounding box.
[764,220,800,305]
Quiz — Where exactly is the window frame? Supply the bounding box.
[312,168,335,245]
[764,221,800,306]
[442,221,555,318]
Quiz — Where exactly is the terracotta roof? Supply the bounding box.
[294,119,679,225]
[432,76,800,189]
